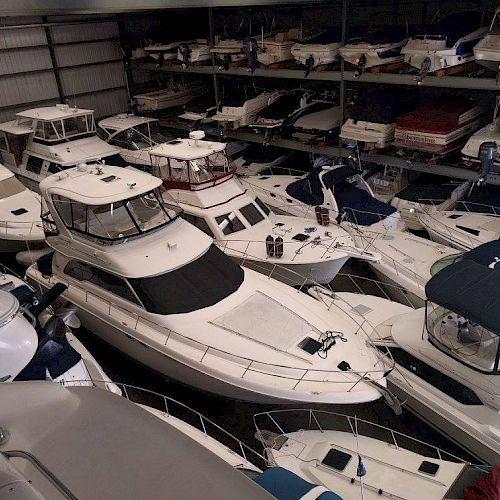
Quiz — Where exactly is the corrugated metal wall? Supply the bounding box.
[0,15,128,123]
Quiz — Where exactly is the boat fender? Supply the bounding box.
[266,235,275,257]
[304,55,315,77]
[274,237,284,258]
[320,207,330,226]
[314,206,323,224]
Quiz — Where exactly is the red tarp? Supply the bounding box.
[464,464,500,500]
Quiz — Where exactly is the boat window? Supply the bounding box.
[129,244,244,314]
[239,203,265,226]
[110,129,149,150]
[182,213,215,237]
[96,127,109,140]
[51,120,63,139]
[0,176,25,199]
[62,114,93,138]
[64,260,141,305]
[52,189,182,242]
[430,255,462,276]
[100,153,129,168]
[26,155,44,174]
[255,197,271,216]
[215,212,245,235]
[426,306,500,373]
[47,162,63,174]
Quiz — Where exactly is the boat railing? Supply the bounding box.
[38,268,396,393]
[60,379,266,469]
[253,409,486,467]
[415,208,496,249]
[0,219,43,235]
[453,201,500,216]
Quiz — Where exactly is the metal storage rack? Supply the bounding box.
[127,2,500,185]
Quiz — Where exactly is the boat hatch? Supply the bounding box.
[321,449,352,471]
[298,337,322,354]
[211,291,320,351]
[418,461,440,476]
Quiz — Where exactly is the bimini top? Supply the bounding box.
[99,114,158,133]
[40,164,162,205]
[17,104,93,121]
[462,240,500,268]
[425,258,500,336]
[150,138,226,160]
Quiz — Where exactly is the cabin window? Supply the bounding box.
[255,197,271,216]
[0,176,25,199]
[64,260,141,306]
[239,203,265,226]
[182,213,215,237]
[62,115,89,137]
[26,155,44,174]
[110,130,141,150]
[47,162,62,174]
[96,127,110,141]
[215,212,245,235]
[426,306,500,373]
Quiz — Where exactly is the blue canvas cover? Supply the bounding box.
[462,240,500,268]
[254,467,343,500]
[425,259,500,336]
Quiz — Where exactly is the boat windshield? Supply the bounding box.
[0,176,26,199]
[152,149,235,190]
[109,122,172,151]
[34,112,95,142]
[426,304,500,373]
[430,254,462,276]
[490,10,500,33]
[52,188,182,243]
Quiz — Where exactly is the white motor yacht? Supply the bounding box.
[345,223,460,308]
[242,163,405,232]
[291,28,343,74]
[391,173,471,231]
[289,101,342,141]
[144,39,197,66]
[255,28,303,66]
[211,37,246,69]
[233,145,290,176]
[98,114,174,169]
[214,90,280,130]
[418,209,500,251]
[26,163,404,405]
[339,26,409,74]
[360,244,500,465]
[255,408,490,499]
[462,97,500,170]
[474,7,500,71]
[0,164,44,252]
[134,80,207,112]
[0,104,121,192]
[0,268,118,392]
[149,134,380,285]
[0,381,275,499]
[402,11,488,76]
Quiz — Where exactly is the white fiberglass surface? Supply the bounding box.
[0,176,25,199]
[211,291,320,351]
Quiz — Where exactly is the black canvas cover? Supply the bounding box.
[425,259,500,336]
[285,169,325,205]
[457,184,500,214]
[129,244,244,315]
[242,145,287,164]
[462,240,500,268]
[321,166,362,188]
[396,174,464,204]
[304,27,342,45]
[257,93,304,121]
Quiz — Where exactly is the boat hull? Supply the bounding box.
[233,255,349,286]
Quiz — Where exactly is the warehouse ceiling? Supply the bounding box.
[0,0,328,16]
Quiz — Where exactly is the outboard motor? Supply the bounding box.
[478,141,498,184]
[179,43,192,68]
[304,55,315,77]
[156,52,165,68]
[416,56,431,81]
[221,54,232,71]
[354,53,366,78]
[243,37,259,73]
